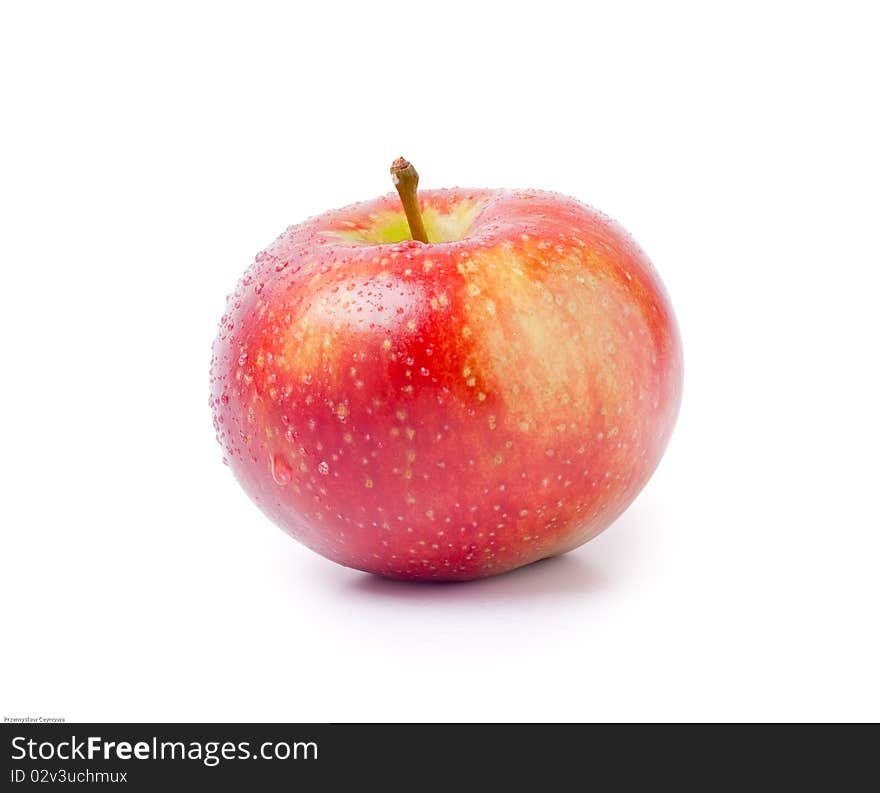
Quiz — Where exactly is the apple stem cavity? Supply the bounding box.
[390,157,430,244]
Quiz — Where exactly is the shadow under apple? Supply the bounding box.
[344,550,611,603]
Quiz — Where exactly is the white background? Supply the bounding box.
[2,1,878,722]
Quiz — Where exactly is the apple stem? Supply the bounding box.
[390,157,430,244]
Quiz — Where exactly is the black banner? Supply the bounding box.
[0,722,874,788]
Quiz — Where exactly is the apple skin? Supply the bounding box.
[210,188,682,581]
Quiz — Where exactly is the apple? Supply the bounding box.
[210,159,682,581]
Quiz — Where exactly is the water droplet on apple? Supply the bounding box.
[318,461,329,475]
[238,353,248,366]
[271,454,292,486]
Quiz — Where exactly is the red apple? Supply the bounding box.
[210,160,682,581]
